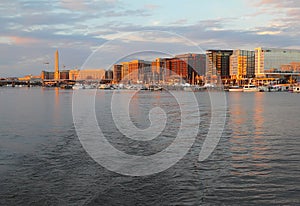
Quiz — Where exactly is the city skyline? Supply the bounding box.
[1,0,300,77]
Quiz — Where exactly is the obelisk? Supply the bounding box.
[54,50,59,80]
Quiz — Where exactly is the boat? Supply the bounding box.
[259,85,282,92]
[84,84,96,89]
[293,85,300,93]
[60,84,73,89]
[72,83,85,89]
[149,85,163,91]
[243,84,259,92]
[228,85,243,92]
[99,84,112,90]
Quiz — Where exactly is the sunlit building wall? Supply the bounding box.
[151,58,166,83]
[230,50,255,79]
[165,57,188,83]
[76,69,106,80]
[121,62,129,82]
[69,70,80,80]
[128,60,151,83]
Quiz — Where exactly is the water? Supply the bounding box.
[0,87,299,205]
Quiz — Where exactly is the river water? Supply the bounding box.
[0,87,299,205]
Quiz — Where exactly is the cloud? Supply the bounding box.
[0,36,40,45]
[255,0,300,8]
[60,0,88,11]
[144,4,160,10]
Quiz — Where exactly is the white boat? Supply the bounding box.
[259,85,282,92]
[84,84,96,89]
[243,84,259,92]
[229,85,243,92]
[72,83,85,89]
[99,84,112,90]
[293,85,300,93]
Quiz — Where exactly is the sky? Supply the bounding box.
[1,0,300,77]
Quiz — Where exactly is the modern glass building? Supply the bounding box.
[206,50,233,80]
[230,50,255,79]
[255,47,300,76]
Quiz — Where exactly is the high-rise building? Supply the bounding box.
[113,65,122,83]
[119,60,151,83]
[54,50,60,80]
[105,70,113,80]
[230,50,255,80]
[164,57,188,83]
[151,58,166,83]
[175,53,206,84]
[206,50,233,80]
[255,47,300,77]
[121,62,129,82]
[128,60,151,83]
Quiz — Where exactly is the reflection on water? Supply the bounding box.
[229,93,271,177]
[0,88,299,205]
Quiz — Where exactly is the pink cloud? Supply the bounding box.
[2,36,40,45]
[60,0,87,11]
[254,0,300,8]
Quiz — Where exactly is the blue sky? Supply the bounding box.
[1,0,300,77]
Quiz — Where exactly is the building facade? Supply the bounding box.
[230,50,255,80]
[206,50,233,81]
[69,70,80,80]
[121,62,129,82]
[76,69,106,81]
[175,53,206,84]
[59,70,69,80]
[151,58,166,84]
[128,60,151,83]
[113,65,122,83]
[41,71,54,80]
[255,47,300,77]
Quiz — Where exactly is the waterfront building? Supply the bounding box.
[18,75,41,82]
[119,60,151,83]
[113,65,122,83]
[151,58,166,84]
[206,50,233,82]
[280,62,300,72]
[230,50,255,81]
[41,71,54,80]
[255,47,300,77]
[105,70,113,80]
[76,69,106,81]
[121,62,129,82]
[128,60,151,84]
[59,70,69,80]
[69,69,80,80]
[165,57,188,84]
[175,53,206,84]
